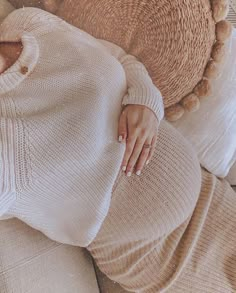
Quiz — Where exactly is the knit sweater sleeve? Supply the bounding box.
[98,39,164,123]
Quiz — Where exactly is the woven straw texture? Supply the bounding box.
[57,0,216,110]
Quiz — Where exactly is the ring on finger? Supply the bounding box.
[143,143,152,149]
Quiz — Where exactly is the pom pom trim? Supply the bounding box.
[165,0,232,122]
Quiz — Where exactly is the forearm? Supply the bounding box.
[99,39,164,124]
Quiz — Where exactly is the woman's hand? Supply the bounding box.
[118,104,159,176]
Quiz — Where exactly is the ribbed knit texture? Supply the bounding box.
[88,121,236,292]
[0,8,164,247]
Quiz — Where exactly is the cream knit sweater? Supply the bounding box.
[0,8,164,246]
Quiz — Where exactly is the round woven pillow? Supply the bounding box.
[56,0,232,120]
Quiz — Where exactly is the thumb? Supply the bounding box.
[118,109,128,143]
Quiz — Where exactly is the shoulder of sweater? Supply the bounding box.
[0,7,71,36]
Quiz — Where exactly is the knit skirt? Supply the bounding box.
[87,121,236,292]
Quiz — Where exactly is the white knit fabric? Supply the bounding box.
[0,8,164,246]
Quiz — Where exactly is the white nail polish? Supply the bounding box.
[127,171,132,177]
[146,160,150,165]
[122,166,126,171]
[118,135,123,142]
[136,170,141,176]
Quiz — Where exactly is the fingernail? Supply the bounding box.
[118,135,123,142]
[136,170,141,176]
[146,160,150,165]
[127,171,132,177]
[122,166,126,171]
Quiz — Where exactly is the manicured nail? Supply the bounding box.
[118,135,123,142]
[146,160,150,165]
[122,166,126,171]
[136,170,141,176]
[127,171,132,177]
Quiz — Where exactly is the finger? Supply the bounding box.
[121,133,137,175]
[0,54,6,74]
[118,108,128,143]
[146,135,158,165]
[126,136,147,176]
[135,137,153,175]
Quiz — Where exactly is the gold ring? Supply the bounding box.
[143,144,152,149]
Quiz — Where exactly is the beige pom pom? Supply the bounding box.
[165,104,185,122]
[216,20,233,42]
[204,60,220,79]
[181,94,200,112]
[211,0,229,22]
[211,41,226,62]
[44,0,60,13]
[194,79,212,97]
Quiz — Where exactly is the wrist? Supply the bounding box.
[122,95,164,125]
